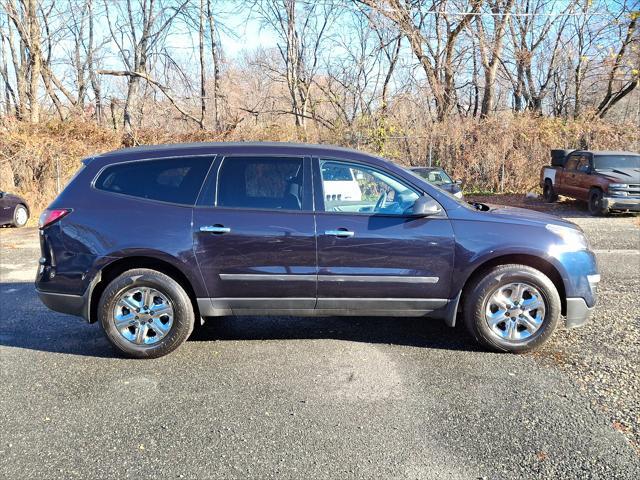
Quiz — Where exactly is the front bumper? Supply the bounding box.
[603,196,640,211]
[564,273,600,328]
[565,297,594,328]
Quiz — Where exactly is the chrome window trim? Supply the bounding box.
[218,273,439,284]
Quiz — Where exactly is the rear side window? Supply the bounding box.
[216,156,304,210]
[95,157,212,205]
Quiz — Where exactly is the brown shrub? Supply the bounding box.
[0,114,638,219]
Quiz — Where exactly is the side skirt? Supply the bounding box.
[197,297,450,318]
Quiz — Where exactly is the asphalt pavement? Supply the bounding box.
[0,208,639,479]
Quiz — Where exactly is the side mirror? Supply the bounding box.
[454,179,463,185]
[411,196,442,216]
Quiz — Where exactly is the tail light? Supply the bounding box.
[39,209,72,229]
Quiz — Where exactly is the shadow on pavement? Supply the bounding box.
[191,313,479,352]
[0,281,479,357]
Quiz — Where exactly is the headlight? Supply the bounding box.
[546,224,589,252]
[609,183,628,189]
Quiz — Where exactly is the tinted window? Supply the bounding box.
[95,157,212,204]
[320,160,419,215]
[217,156,304,210]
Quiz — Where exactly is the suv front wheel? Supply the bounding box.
[98,268,195,358]
[588,188,608,216]
[463,264,561,353]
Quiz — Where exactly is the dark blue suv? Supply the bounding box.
[36,143,600,358]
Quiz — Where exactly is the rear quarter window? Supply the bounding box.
[95,157,212,205]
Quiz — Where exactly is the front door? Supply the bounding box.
[559,154,581,197]
[193,155,317,315]
[573,154,593,201]
[313,158,455,315]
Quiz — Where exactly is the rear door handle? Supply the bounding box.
[325,229,355,238]
[200,225,231,234]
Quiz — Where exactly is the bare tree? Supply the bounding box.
[101,0,191,138]
[594,12,639,118]
[504,0,573,113]
[356,0,483,121]
[475,0,515,117]
[4,0,43,123]
[253,0,337,128]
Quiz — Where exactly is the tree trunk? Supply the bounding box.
[206,0,221,131]
[26,0,41,123]
[198,0,206,129]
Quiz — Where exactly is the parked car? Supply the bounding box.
[36,143,599,358]
[540,149,640,215]
[0,190,29,227]
[409,167,464,199]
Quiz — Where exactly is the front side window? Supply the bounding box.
[320,160,419,215]
[217,156,304,210]
[576,156,590,173]
[95,157,211,205]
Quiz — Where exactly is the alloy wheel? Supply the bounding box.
[112,287,174,345]
[484,282,546,342]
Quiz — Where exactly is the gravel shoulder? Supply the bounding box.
[470,194,640,451]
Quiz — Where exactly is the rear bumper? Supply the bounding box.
[37,289,88,319]
[36,271,100,322]
[603,196,640,211]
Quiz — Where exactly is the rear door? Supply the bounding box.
[313,157,455,315]
[193,155,317,314]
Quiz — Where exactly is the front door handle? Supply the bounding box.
[325,229,355,238]
[200,225,231,234]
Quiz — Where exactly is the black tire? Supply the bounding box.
[463,264,561,353]
[12,204,29,227]
[588,188,608,216]
[98,268,195,359]
[542,180,557,203]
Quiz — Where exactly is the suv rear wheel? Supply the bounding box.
[98,268,195,358]
[463,264,561,353]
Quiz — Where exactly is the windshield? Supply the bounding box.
[414,169,453,185]
[405,168,474,208]
[593,155,640,170]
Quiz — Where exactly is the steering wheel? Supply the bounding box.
[374,191,388,212]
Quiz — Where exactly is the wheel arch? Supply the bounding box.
[459,254,567,317]
[89,256,200,324]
